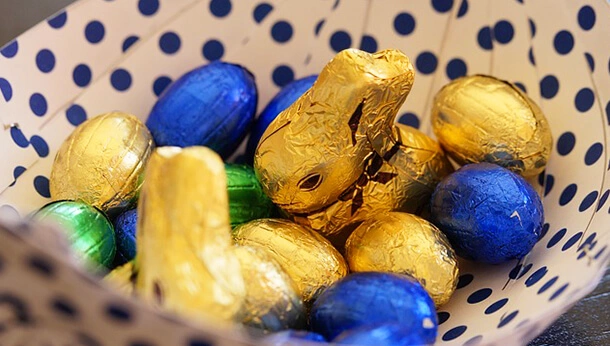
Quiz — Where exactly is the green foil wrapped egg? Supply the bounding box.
[226,164,276,227]
[34,200,116,269]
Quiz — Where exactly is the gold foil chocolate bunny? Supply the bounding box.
[254,49,452,236]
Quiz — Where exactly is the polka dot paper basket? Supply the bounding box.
[0,0,608,345]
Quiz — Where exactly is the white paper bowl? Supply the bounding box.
[0,0,608,345]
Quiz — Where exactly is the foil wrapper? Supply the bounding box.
[225,164,276,228]
[431,163,544,264]
[334,323,431,345]
[104,261,136,296]
[50,112,154,215]
[345,211,458,306]
[112,208,137,265]
[135,146,245,322]
[233,219,348,306]
[33,200,116,269]
[431,75,552,177]
[146,62,258,159]
[254,49,451,236]
[235,245,306,331]
[309,272,437,342]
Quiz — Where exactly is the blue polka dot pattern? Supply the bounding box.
[584,52,595,72]
[30,136,49,158]
[394,13,416,36]
[577,5,595,31]
[27,255,55,277]
[559,184,578,206]
[398,112,420,129]
[456,274,474,289]
[556,132,575,156]
[210,0,232,18]
[547,228,567,248]
[540,75,559,99]
[493,20,514,44]
[0,78,13,101]
[514,82,526,93]
[202,39,224,61]
[111,69,132,91]
[543,174,554,196]
[314,20,325,36]
[359,35,377,53]
[484,299,508,314]
[538,276,558,294]
[51,297,79,318]
[446,58,467,80]
[574,88,594,112]
[528,47,536,66]
[525,267,547,287]
[463,335,483,346]
[477,27,493,50]
[529,19,536,38]
[159,32,181,54]
[153,76,172,97]
[271,21,293,44]
[442,325,467,341]
[73,64,92,87]
[66,104,87,126]
[48,11,68,29]
[553,30,574,55]
[138,0,160,17]
[105,304,132,322]
[1,40,18,58]
[431,0,454,13]
[29,93,48,116]
[188,339,213,346]
[34,176,51,198]
[36,49,55,73]
[467,288,492,304]
[272,65,294,87]
[597,190,610,211]
[549,283,568,301]
[415,51,438,75]
[457,0,468,18]
[122,36,140,52]
[10,127,29,148]
[562,232,583,251]
[538,223,550,242]
[497,310,518,328]
[517,263,533,280]
[9,166,26,187]
[584,142,603,165]
[437,311,450,324]
[329,30,351,53]
[85,21,105,44]
[253,3,273,23]
[579,191,598,212]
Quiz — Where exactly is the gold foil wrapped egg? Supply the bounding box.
[233,219,348,306]
[431,75,552,177]
[345,212,458,306]
[136,146,245,323]
[50,112,154,214]
[235,245,306,331]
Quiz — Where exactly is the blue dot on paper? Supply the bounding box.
[556,132,575,155]
[416,51,438,75]
[493,20,514,44]
[0,78,13,101]
[394,12,416,36]
[559,184,577,206]
[550,283,568,301]
[529,18,536,38]
[528,47,536,66]
[48,11,67,29]
[477,26,493,50]
[10,166,26,187]
[105,304,132,322]
[34,176,51,198]
[457,0,468,18]
[30,136,49,158]
[540,75,559,99]
[111,69,132,91]
[442,326,467,341]
[432,0,454,13]
[514,82,526,93]
[547,228,567,248]
[574,88,594,112]
[456,274,473,289]
[517,263,533,280]
[437,311,450,324]
[1,40,18,58]
[562,232,583,251]
[122,36,139,52]
[463,336,483,346]
[498,310,518,328]
[585,142,603,166]
[36,49,55,73]
[467,288,492,304]
[73,64,92,87]
[85,21,105,44]
[202,39,224,61]
[138,0,159,16]
[153,76,172,97]
[584,53,595,72]
[597,189,609,211]
[578,5,595,31]
[271,21,293,43]
[253,3,273,23]
[66,104,87,126]
[210,0,231,18]
[330,30,351,52]
[272,65,294,88]
[544,174,555,196]
[10,127,29,148]
[525,267,547,287]
[314,20,325,36]
[446,58,467,80]
[159,32,181,54]
[538,223,550,242]
[554,30,574,55]
[485,298,508,314]
[398,112,420,129]
[29,93,48,116]
[359,35,377,53]
[538,276,558,294]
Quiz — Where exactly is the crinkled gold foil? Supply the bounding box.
[136,146,245,323]
[233,219,348,306]
[254,49,452,236]
[50,112,154,214]
[431,75,552,177]
[345,212,458,306]
[235,245,305,331]
[104,261,136,296]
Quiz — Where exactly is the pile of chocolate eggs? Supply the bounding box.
[33,48,551,345]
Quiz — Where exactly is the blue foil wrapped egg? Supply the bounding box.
[113,208,137,265]
[146,61,258,159]
[431,163,544,264]
[245,75,317,162]
[334,323,432,345]
[309,272,437,342]
[263,330,327,345]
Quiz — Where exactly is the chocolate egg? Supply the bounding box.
[345,212,458,306]
[235,245,305,331]
[146,62,258,159]
[431,163,544,264]
[309,272,437,342]
[34,201,115,269]
[136,146,245,322]
[49,112,154,215]
[333,323,432,345]
[432,75,552,177]
[233,219,348,306]
[225,164,276,227]
[112,208,137,265]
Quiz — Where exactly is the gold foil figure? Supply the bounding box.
[104,261,136,296]
[431,75,552,177]
[136,146,245,322]
[233,219,348,306]
[235,245,305,331]
[254,49,451,236]
[50,112,154,214]
[345,212,458,306]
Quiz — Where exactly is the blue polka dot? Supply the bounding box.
[525,267,547,287]
[398,112,420,129]
[529,18,536,38]
[159,32,181,54]
[578,5,595,31]
[514,82,526,94]
[437,311,450,324]
[30,136,49,158]
[272,65,294,87]
[28,255,55,277]
[432,0,454,13]
[111,69,132,91]
[51,297,79,318]
[509,264,523,279]
[538,276,558,294]
[463,335,483,346]
[457,0,468,18]
[597,190,609,211]
[105,304,132,322]
[477,26,493,50]
[606,101,610,125]
[544,174,555,196]
[554,30,574,55]
[1,40,18,58]
[329,30,351,52]
[271,21,293,43]
[556,132,575,155]
[0,78,13,101]
[538,223,550,242]
[188,339,213,346]
[29,93,48,116]
[578,232,596,251]
[594,246,606,260]
[485,298,508,314]
[415,51,438,75]
[585,142,603,165]
[575,88,594,112]
[467,288,492,304]
[584,52,595,72]
[48,11,67,29]
[10,127,29,148]
[547,228,567,248]
[549,283,568,301]
[540,75,559,99]
[85,21,105,44]
[253,3,273,23]
[528,47,535,66]
[559,184,577,206]
[138,0,159,16]
[36,49,55,73]
[577,250,587,260]
[10,166,26,187]
[122,36,139,52]
[498,310,518,328]
[442,325,467,341]
[394,13,416,36]
[359,35,377,53]
[34,176,51,198]
[332,0,340,9]
[202,39,224,61]
[446,58,467,80]
[314,20,325,36]
[456,274,473,289]
[562,232,583,252]
[66,104,87,126]
[493,20,514,44]
[153,76,172,96]
[210,0,231,17]
[73,64,92,87]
